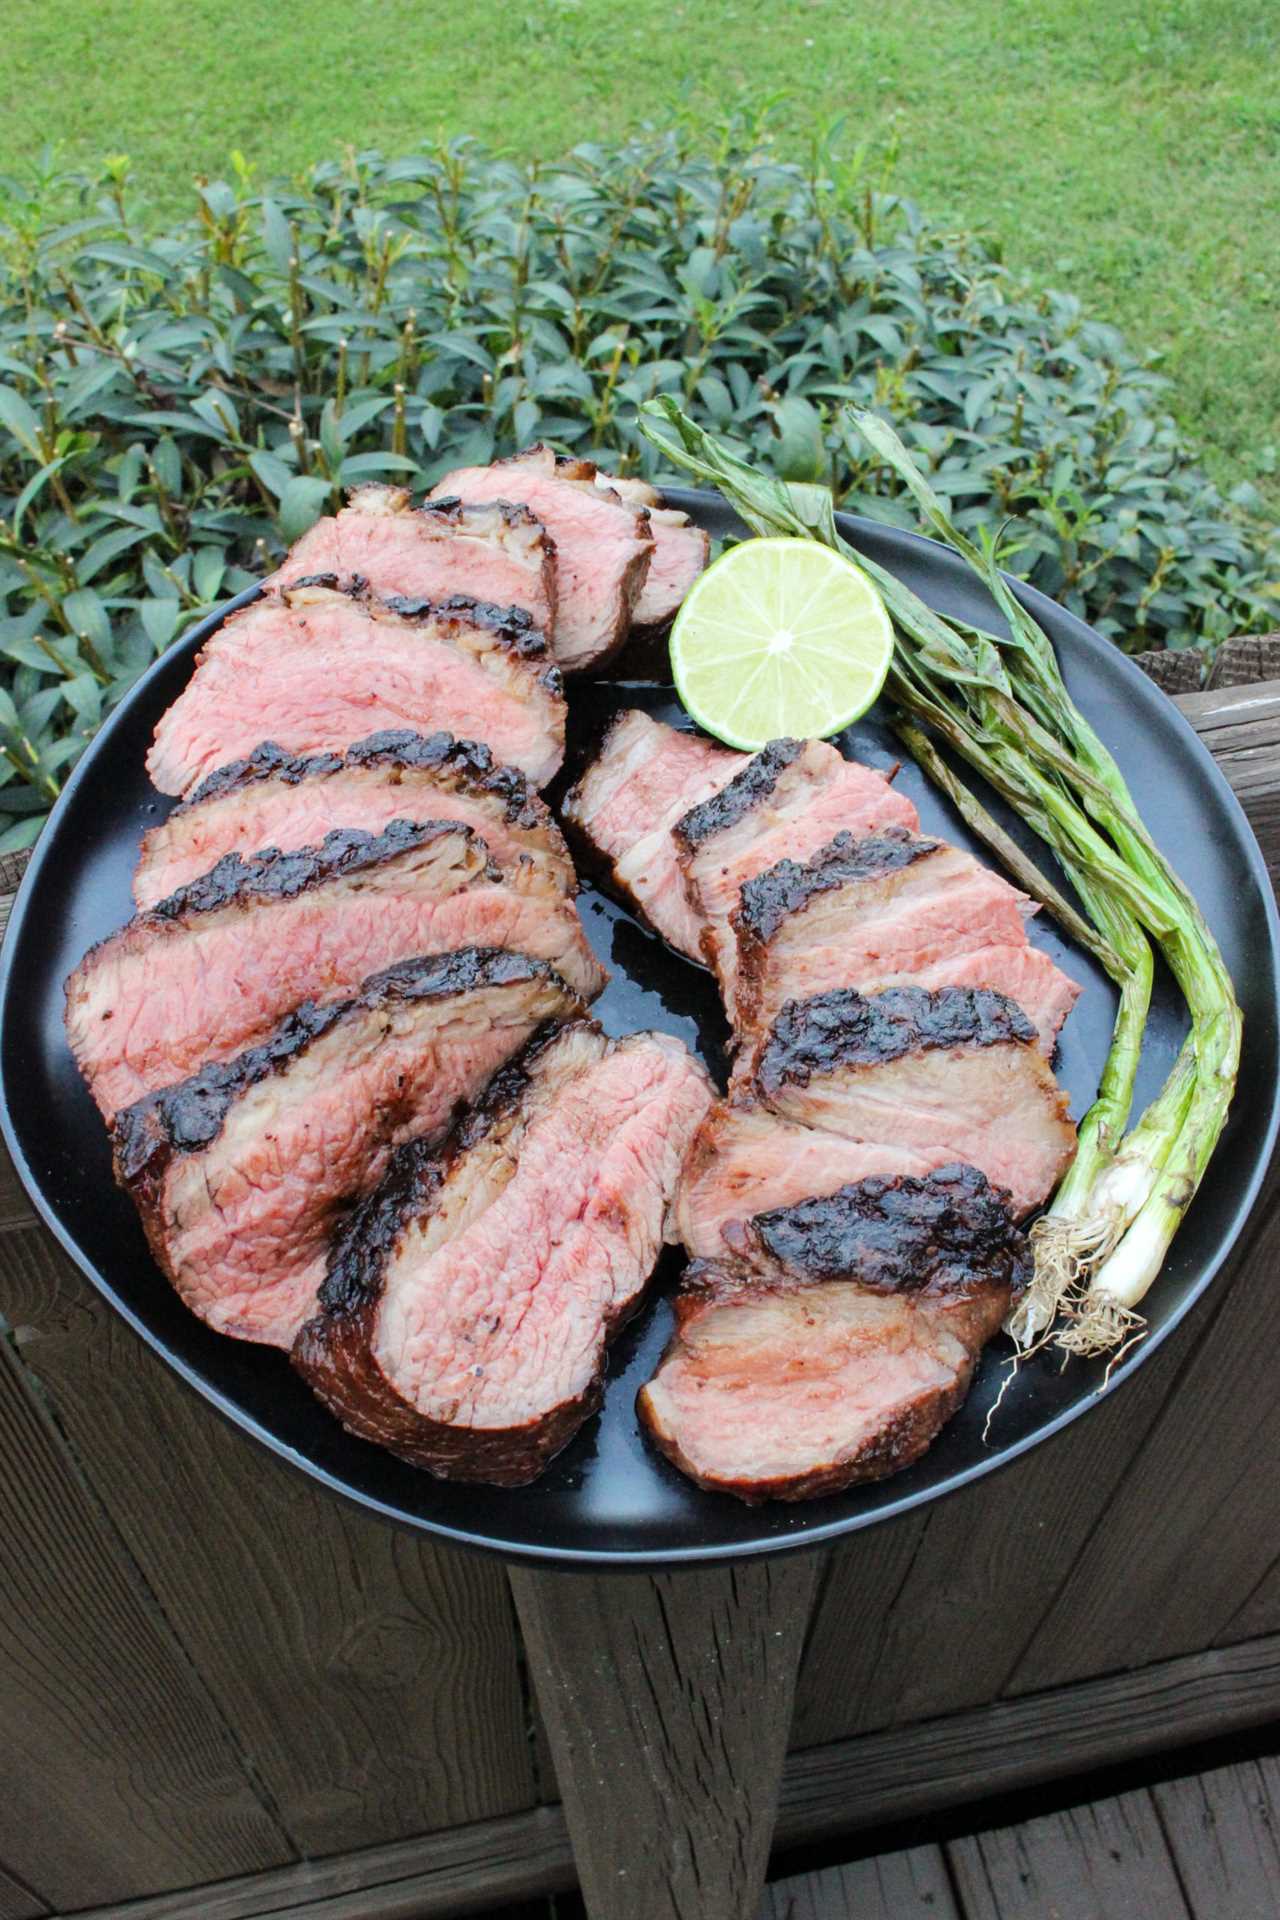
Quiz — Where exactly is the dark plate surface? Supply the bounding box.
[2,488,1277,1568]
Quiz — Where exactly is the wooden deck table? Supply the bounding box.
[0,678,1277,1920]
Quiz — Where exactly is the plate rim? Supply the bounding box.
[3,493,1277,1569]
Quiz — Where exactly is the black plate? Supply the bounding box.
[3,489,1277,1568]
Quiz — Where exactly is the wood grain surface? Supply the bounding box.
[0,1334,293,1908]
[761,1846,959,1920]
[946,1789,1191,1919]
[0,1224,536,1859]
[511,1558,820,1920]
[1153,1755,1280,1919]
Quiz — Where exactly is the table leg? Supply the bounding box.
[510,1555,821,1920]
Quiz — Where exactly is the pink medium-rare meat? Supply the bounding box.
[674,738,920,1018]
[430,446,653,674]
[562,709,746,957]
[66,821,607,1119]
[146,581,566,796]
[135,731,574,909]
[746,985,1076,1218]
[675,1101,937,1260]
[294,1023,714,1485]
[731,829,1080,1053]
[275,487,556,638]
[591,471,709,629]
[113,950,581,1349]
[640,1164,1029,1502]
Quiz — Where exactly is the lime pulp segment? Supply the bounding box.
[670,537,895,751]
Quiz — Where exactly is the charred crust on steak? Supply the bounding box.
[735,829,939,945]
[112,951,573,1185]
[413,493,547,534]
[148,819,494,922]
[277,574,561,680]
[314,1018,595,1323]
[738,1164,1030,1299]
[673,739,805,851]
[753,985,1038,1095]
[183,730,552,831]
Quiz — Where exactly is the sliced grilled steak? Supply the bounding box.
[275,486,556,637]
[746,986,1076,1217]
[294,1024,713,1485]
[135,730,574,909]
[562,709,745,957]
[675,1101,937,1260]
[640,1164,1028,1502]
[430,446,653,674]
[674,738,919,1017]
[147,580,566,796]
[732,829,1079,1053]
[114,950,581,1349]
[67,821,606,1119]
[591,471,709,631]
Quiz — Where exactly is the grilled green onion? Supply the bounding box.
[640,397,1242,1357]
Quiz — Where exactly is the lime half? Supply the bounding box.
[670,536,894,751]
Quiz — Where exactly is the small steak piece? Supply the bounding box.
[563,709,745,958]
[147,580,566,796]
[294,1024,713,1485]
[135,730,574,909]
[275,486,557,638]
[67,822,606,1119]
[640,1164,1028,1502]
[732,829,1079,1053]
[675,1100,936,1260]
[591,471,709,631]
[675,739,919,1018]
[748,986,1075,1217]
[114,950,581,1349]
[431,446,653,674]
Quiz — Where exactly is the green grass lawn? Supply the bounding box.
[3,0,1277,509]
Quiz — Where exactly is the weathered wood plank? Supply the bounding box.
[793,1274,1208,1744]
[1007,1163,1280,1693]
[58,1628,1280,1920]
[0,1865,47,1920]
[1174,678,1280,863]
[946,1789,1190,1919]
[1153,1754,1280,1919]
[760,1847,958,1919]
[0,1334,293,1909]
[1216,1550,1280,1647]
[0,1223,536,1857]
[511,1558,821,1920]
[69,1806,574,1920]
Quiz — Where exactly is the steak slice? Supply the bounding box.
[147,580,566,796]
[275,486,557,638]
[591,471,709,631]
[562,709,745,958]
[294,1024,714,1485]
[747,986,1076,1217]
[430,446,653,674]
[640,1164,1028,1502]
[732,829,1079,1053]
[675,1100,937,1260]
[135,730,574,909]
[114,950,581,1349]
[674,738,920,1018]
[67,821,606,1119]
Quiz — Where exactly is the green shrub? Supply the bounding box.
[0,125,1276,849]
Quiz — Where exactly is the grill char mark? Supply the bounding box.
[183,729,552,833]
[738,1162,1031,1299]
[149,819,494,923]
[734,828,939,947]
[673,739,806,852]
[112,949,564,1186]
[753,985,1038,1097]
